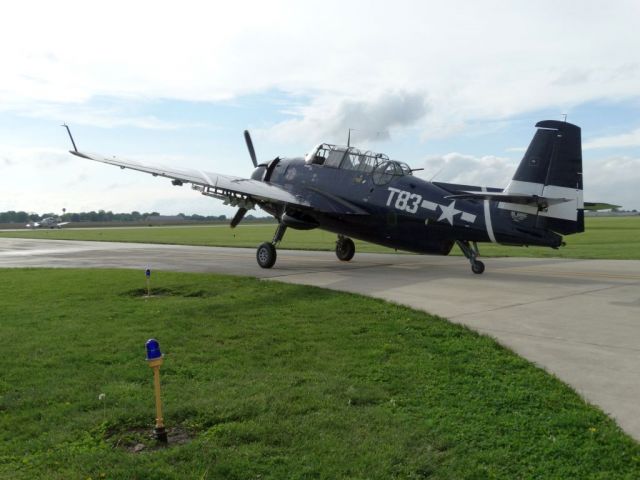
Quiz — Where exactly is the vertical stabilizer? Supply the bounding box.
[502,120,584,234]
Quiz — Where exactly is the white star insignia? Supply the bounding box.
[437,200,461,226]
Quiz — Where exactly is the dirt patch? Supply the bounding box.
[122,286,215,299]
[123,287,177,298]
[105,425,194,453]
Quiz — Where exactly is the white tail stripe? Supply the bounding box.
[500,180,583,221]
[504,179,544,196]
[482,186,497,243]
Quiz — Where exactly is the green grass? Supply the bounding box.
[1,216,639,259]
[1,269,638,479]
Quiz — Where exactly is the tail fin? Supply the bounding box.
[502,120,584,234]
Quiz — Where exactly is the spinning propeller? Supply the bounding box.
[244,130,258,168]
[230,130,259,227]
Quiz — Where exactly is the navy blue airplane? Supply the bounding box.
[64,120,587,274]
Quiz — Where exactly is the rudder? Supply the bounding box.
[503,120,584,234]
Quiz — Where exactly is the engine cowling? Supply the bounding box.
[251,165,267,181]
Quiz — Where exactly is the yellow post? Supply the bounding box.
[145,338,168,443]
[150,358,165,428]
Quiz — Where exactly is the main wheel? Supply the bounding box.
[256,242,277,269]
[471,260,485,274]
[336,237,355,261]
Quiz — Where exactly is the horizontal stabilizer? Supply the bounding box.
[583,202,621,211]
[445,191,572,209]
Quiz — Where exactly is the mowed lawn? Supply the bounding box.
[1,269,639,479]
[0,216,638,259]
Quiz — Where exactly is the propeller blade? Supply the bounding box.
[230,207,248,228]
[244,130,258,167]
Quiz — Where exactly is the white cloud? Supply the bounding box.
[416,153,517,188]
[0,145,238,216]
[0,97,209,130]
[1,1,639,132]
[1,1,640,214]
[584,127,640,149]
[23,103,202,130]
[415,152,640,210]
[0,146,70,167]
[584,156,640,209]
[267,91,429,144]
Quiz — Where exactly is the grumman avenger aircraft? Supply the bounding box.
[26,217,69,229]
[63,120,587,274]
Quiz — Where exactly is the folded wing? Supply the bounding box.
[71,150,309,206]
[70,150,368,215]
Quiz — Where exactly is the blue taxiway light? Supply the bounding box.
[145,338,162,360]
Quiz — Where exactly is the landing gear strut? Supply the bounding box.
[256,224,287,269]
[335,235,355,262]
[456,240,485,274]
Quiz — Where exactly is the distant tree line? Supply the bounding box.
[0,210,239,223]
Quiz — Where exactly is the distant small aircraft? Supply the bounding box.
[26,217,69,229]
[63,120,590,274]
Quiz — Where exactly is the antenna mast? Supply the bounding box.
[347,128,355,147]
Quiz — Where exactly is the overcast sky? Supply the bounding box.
[1,0,639,216]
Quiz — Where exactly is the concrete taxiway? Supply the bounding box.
[1,237,639,440]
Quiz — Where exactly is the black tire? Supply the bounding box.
[336,237,355,262]
[256,242,277,269]
[471,260,485,274]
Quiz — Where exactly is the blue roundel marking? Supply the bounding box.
[145,268,151,278]
[146,338,162,360]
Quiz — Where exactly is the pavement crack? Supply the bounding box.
[470,325,640,354]
[263,262,397,279]
[450,283,637,320]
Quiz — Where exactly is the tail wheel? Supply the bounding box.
[256,242,277,269]
[336,237,355,262]
[456,240,486,274]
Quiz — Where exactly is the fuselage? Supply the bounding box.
[256,156,562,255]
[62,120,583,272]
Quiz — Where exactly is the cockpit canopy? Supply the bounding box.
[304,143,412,176]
